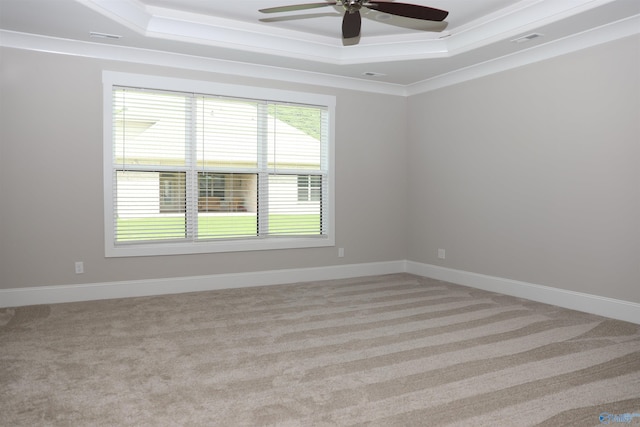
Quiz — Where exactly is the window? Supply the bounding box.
[199,173,226,199]
[297,175,322,202]
[103,72,335,256]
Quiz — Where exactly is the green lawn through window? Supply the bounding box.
[116,214,321,242]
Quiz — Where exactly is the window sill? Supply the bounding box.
[105,235,335,257]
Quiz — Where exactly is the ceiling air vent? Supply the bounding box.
[362,71,386,77]
[90,32,122,40]
[511,33,543,43]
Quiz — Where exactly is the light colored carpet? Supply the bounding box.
[1,273,639,426]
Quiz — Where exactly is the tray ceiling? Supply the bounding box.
[1,0,638,90]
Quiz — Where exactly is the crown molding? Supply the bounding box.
[76,0,448,65]
[406,14,640,95]
[1,13,638,97]
[75,0,627,65]
[0,30,406,96]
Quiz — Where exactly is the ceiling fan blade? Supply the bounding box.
[364,2,448,21]
[342,10,362,38]
[259,2,337,13]
[260,12,342,23]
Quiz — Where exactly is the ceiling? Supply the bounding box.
[1,0,639,92]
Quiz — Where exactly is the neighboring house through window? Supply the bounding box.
[298,175,322,202]
[103,72,335,257]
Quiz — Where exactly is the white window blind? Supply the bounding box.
[104,74,334,257]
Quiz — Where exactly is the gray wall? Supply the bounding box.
[0,48,408,288]
[407,35,640,303]
[2,35,638,305]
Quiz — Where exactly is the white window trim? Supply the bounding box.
[103,71,335,257]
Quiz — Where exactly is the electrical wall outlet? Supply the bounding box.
[75,261,84,274]
[338,247,345,258]
[437,249,446,260]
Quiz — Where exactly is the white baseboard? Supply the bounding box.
[0,260,406,308]
[2,260,638,325]
[406,261,640,325]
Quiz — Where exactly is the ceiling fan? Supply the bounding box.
[259,0,449,39]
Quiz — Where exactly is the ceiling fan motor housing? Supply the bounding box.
[343,0,363,12]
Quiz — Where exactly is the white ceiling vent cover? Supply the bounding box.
[511,33,544,43]
[362,71,387,77]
